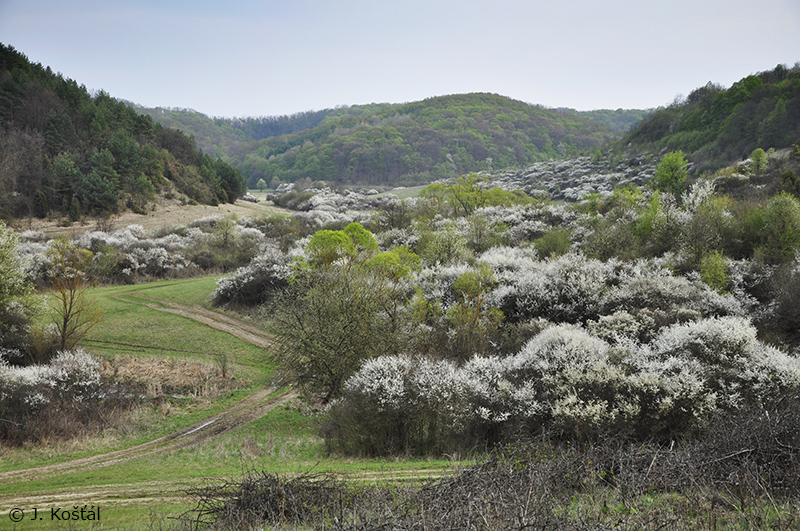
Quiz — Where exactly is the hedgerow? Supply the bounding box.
[324,317,800,454]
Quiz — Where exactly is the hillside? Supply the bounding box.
[133,105,374,159]
[619,63,800,174]
[140,95,647,188]
[239,93,624,187]
[0,44,246,221]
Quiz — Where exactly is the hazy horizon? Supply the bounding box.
[1,0,798,118]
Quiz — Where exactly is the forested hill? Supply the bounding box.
[242,94,627,187]
[0,44,245,221]
[619,63,800,174]
[133,105,372,159]
[140,95,644,188]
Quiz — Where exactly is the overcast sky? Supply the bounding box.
[2,0,799,118]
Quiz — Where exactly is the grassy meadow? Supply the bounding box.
[0,276,463,530]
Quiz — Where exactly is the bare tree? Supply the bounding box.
[47,240,103,351]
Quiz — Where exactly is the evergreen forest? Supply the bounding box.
[0,44,246,221]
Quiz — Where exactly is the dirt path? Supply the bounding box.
[0,387,295,485]
[0,296,456,514]
[111,293,275,350]
[0,296,292,510]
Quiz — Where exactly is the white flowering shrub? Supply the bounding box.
[0,349,105,443]
[377,227,420,251]
[491,253,619,323]
[587,310,657,343]
[478,246,539,274]
[640,317,800,407]
[507,325,639,435]
[681,178,717,214]
[0,349,101,404]
[325,316,800,454]
[212,243,292,306]
[46,349,102,401]
[189,215,224,230]
[599,270,745,323]
[414,263,472,308]
[473,203,580,246]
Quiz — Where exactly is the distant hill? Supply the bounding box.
[559,108,653,135]
[0,44,246,221]
[133,105,375,159]
[619,64,800,173]
[144,94,643,188]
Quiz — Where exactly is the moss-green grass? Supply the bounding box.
[3,276,465,530]
[374,184,427,199]
[82,279,271,382]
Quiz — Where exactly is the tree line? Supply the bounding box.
[619,63,800,174]
[230,93,618,187]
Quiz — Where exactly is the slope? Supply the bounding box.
[229,93,622,187]
[619,63,800,174]
[0,43,246,221]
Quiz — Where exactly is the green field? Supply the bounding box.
[0,277,464,530]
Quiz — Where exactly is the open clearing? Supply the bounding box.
[11,197,290,238]
[0,279,460,529]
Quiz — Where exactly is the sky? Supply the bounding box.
[1,0,799,118]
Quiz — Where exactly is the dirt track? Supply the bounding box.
[0,296,290,510]
[114,293,275,349]
[0,296,453,514]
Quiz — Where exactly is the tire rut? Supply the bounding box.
[0,388,296,484]
[111,294,274,349]
[0,294,290,495]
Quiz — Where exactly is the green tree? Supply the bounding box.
[304,222,378,268]
[68,196,81,222]
[751,148,767,176]
[650,151,688,197]
[759,192,800,263]
[446,263,504,360]
[267,267,395,403]
[267,224,409,402]
[700,251,729,293]
[256,178,267,192]
[421,173,531,217]
[33,189,49,219]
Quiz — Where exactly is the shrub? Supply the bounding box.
[0,349,105,444]
[640,317,800,408]
[418,224,471,266]
[758,260,800,346]
[650,151,688,197]
[0,222,39,361]
[211,243,291,306]
[492,253,618,324]
[532,228,571,257]
[326,315,800,454]
[599,270,744,323]
[700,250,730,293]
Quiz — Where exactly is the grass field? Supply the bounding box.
[0,276,465,530]
[374,184,427,199]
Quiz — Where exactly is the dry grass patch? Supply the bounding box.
[103,355,237,398]
[13,197,290,238]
